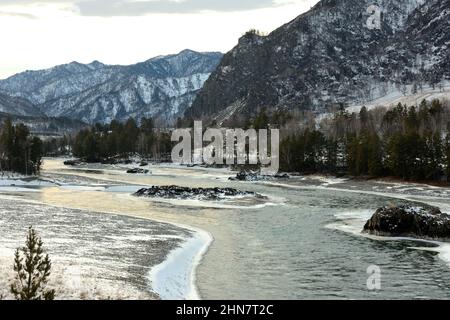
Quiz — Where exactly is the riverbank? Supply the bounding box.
[0,177,213,300]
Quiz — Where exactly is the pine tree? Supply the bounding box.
[368,133,383,177]
[346,134,360,176]
[29,137,43,175]
[10,227,55,300]
[253,108,269,130]
[0,118,14,171]
[140,117,155,157]
[386,133,408,179]
[302,129,326,172]
[446,133,450,182]
[83,131,98,162]
[405,131,426,180]
[406,106,419,132]
[357,132,371,175]
[359,106,369,128]
[124,118,139,155]
[423,133,443,180]
[325,138,338,173]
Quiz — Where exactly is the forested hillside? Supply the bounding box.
[277,99,450,182]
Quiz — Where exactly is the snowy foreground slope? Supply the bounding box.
[0,197,193,300]
[0,50,222,125]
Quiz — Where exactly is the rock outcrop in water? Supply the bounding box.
[363,206,450,240]
[134,186,264,201]
[63,160,82,166]
[229,170,290,181]
[127,168,150,174]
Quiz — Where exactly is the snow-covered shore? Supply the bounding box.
[0,189,201,301]
[148,225,213,300]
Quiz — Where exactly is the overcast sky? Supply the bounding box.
[0,0,319,79]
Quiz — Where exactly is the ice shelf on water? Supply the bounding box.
[148,225,213,300]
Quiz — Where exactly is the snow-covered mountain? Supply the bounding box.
[0,93,44,117]
[187,0,450,123]
[0,50,222,124]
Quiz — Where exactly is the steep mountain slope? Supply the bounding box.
[0,50,222,124]
[187,0,450,123]
[0,93,44,117]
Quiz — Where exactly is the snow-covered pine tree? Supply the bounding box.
[10,227,55,300]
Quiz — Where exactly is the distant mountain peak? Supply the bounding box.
[87,60,105,70]
[179,48,197,54]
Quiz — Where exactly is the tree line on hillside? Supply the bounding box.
[71,118,172,162]
[278,99,450,182]
[0,118,43,175]
[42,135,72,157]
[51,99,450,183]
[69,111,293,164]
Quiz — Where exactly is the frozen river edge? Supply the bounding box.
[148,223,213,300]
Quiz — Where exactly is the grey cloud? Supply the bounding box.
[0,10,37,19]
[0,0,294,17]
[0,0,73,4]
[75,0,282,16]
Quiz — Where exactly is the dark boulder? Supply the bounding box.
[363,205,450,240]
[127,168,150,174]
[232,170,259,181]
[63,160,81,166]
[229,170,290,181]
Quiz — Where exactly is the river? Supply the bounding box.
[1,158,450,299]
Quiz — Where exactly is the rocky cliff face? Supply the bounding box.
[0,50,222,124]
[187,0,450,123]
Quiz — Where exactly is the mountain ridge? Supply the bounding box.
[0,92,44,118]
[186,0,450,124]
[0,50,223,125]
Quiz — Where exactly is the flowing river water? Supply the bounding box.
[2,158,450,299]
